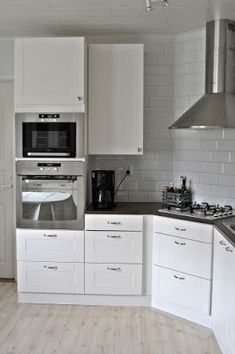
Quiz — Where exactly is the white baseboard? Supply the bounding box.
[18,293,151,307]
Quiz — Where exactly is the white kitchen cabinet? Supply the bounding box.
[14,37,86,112]
[16,229,85,295]
[154,215,213,243]
[17,261,84,294]
[152,266,211,314]
[152,216,213,315]
[16,229,84,263]
[85,231,142,264]
[85,214,143,295]
[85,263,142,295]
[212,228,234,354]
[226,244,235,354]
[153,233,212,279]
[88,44,143,155]
[85,214,143,231]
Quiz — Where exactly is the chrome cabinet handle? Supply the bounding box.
[220,241,226,246]
[175,227,186,232]
[44,234,58,238]
[174,275,185,280]
[107,221,121,225]
[1,184,13,188]
[44,266,58,270]
[107,235,121,239]
[137,147,143,152]
[107,267,121,271]
[226,247,233,253]
[175,241,186,246]
[76,96,82,101]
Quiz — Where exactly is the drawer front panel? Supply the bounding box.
[152,266,211,314]
[85,263,142,295]
[85,231,142,263]
[153,233,212,279]
[17,261,84,294]
[154,216,213,243]
[85,215,143,231]
[17,229,84,262]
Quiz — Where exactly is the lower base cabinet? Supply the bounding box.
[212,229,235,354]
[17,261,84,294]
[152,265,211,314]
[85,263,142,295]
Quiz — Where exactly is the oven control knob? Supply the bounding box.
[40,167,44,171]
[53,167,58,171]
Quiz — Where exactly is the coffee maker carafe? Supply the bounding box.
[92,170,115,209]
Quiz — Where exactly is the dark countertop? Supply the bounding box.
[86,202,235,247]
[86,202,163,215]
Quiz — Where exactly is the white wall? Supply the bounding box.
[173,29,235,206]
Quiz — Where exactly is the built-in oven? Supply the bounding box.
[16,113,84,159]
[16,161,85,229]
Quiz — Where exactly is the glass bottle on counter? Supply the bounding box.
[180,176,187,193]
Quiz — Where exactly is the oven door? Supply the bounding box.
[17,176,84,229]
[23,122,76,157]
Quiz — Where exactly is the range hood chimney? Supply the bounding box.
[169,19,235,129]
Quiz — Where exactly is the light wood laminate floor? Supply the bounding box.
[0,282,221,354]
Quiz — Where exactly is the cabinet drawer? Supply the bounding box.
[85,214,143,231]
[17,229,84,262]
[152,266,211,314]
[153,233,212,279]
[17,261,84,294]
[85,263,142,295]
[85,231,142,263]
[154,216,213,243]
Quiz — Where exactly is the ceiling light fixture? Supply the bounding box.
[145,0,169,11]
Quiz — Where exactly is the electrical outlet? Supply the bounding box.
[126,164,133,176]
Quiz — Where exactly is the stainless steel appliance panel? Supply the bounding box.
[16,161,84,230]
[16,113,84,159]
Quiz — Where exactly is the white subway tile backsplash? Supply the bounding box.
[211,151,231,163]
[143,171,162,181]
[223,163,235,175]
[149,97,171,108]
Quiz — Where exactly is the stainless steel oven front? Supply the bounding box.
[16,161,85,230]
[15,113,84,159]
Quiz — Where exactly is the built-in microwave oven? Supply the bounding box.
[16,113,84,159]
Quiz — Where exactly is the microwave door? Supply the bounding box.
[22,122,76,158]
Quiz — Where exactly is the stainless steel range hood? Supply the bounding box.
[169,19,235,129]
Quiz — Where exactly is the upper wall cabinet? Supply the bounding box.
[88,44,144,155]
[14,37,86,113]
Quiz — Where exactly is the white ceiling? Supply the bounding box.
[1,0,235,36]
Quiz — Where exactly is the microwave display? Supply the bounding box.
[23,122,76,158]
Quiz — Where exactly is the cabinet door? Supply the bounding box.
[15,37,85,112]
[152,265,211,314]
[85,214,143,232]
[88,44,143,155]
[17,229,84,263]
[212,229,230,346]
[225,245,235,354]
[85,231,142,263]
[153,233,212,279]
[154,216,213,243]
[85,263,142,295]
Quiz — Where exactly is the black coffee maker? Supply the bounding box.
[91,170,115,209]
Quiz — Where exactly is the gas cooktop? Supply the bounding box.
[159,202,233,220]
